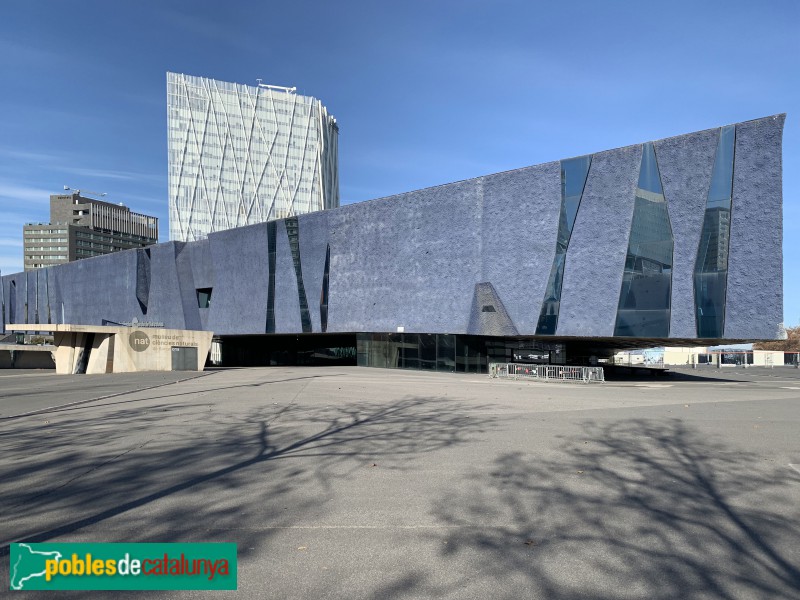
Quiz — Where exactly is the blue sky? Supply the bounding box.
[1,0,797,325]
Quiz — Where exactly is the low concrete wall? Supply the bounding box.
[0,345,56,369]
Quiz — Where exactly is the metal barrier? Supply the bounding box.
[489,363,604,383]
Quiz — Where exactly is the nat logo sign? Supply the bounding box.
[129,330,150,352]
[9,543,237,591]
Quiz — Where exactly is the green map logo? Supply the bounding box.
[10,544,63,590]
[9,543,237,591]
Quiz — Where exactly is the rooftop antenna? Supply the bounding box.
[63,186,107,199]
[257,82,297,94]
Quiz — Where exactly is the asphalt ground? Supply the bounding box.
[0,370,209,418]
[1,366,799,599]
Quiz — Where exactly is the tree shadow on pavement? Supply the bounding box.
[0,371,348,419]
[0,391,494,593]
[421,419,800,599]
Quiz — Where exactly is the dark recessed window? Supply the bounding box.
[196,288,212,308]
[481,305,497,313]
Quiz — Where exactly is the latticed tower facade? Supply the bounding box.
[167,72,339,242]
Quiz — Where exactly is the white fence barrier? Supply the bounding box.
[489,363,604,383]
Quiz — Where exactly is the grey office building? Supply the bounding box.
[23,193,158,271]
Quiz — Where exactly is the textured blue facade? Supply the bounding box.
[0,115,785,343]
[557,144,641,337]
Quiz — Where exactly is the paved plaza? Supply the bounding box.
[1,366,799,599]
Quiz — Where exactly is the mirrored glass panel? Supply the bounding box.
[614,143,673,337]
[265,221,277,333]
[285,217,312,333]
[320,244,330,332]
[694,125,735,338]
[386,333,403,368]
[419,334,436,370]
[436,334,456,372]
[456,336,482,373]
[536,155,592,335]
[401,333,420,370]
[356,335,369,367]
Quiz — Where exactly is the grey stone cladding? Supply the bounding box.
[0,116,785,342]
[725,115,785,339]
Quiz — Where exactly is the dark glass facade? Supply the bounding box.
[536,155,592,335]
[614,143,673,337]
[694,125,736,338]
[356,333,564,374]
[219,334,357,367]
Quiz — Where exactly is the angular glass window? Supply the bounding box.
[285,217,312,333]
[320,244,330,333]
[614,142,673,337]
[196,288,212,309]
[536,155,592,335]
[265,221,277,333]
[694,125,735,338]
[8,280,16,324]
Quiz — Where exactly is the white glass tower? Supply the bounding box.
[167,72,339,241]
